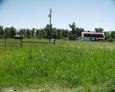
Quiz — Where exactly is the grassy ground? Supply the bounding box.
[0,40,115,92]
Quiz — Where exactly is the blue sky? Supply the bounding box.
[0,0,115,31]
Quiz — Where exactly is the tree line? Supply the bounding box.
[0,22,115,40]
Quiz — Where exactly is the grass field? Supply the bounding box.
[0,40,115,92]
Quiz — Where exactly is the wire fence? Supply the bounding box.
[0,36,56,48]
[0,36,23,48]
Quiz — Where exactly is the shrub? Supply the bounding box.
[108,38,114,42]
[69,33,77,40]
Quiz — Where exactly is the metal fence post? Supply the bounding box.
[4,34,6,48]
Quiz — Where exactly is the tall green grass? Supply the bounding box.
[0,40,115,91]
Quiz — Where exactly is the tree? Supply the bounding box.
[95,28,104,32]
[69,22,76,34]
[10,26,16,37]
[36,29,41,39]
[4,27,16,37]
[110,31,115,39]
[45,24,53,39]
[69,22,77,40]
[62,29,68,38]
[45,24,50,39]
[56,29,62,39]
[5,27,11,37]
[76,27,84,37]
[104,32,110,40]
[32,28,35,38]
[26,29,31,38]
[19,29,25,37]
[0,26,4,37]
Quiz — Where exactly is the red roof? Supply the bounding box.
[82,32,104,34]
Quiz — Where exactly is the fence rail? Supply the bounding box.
[0,36,56,48]
[0,36,23,48]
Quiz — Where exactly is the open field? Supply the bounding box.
[0,40,115,92]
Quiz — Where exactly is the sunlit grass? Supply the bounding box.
[0,40,115,92]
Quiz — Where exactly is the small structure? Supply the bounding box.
[14,34,23,39]
[14,34,23,48]
[82,32,105,41]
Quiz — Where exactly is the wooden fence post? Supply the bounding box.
[4,34,6,48]
[54,39,56,46]
[21,36,23,48]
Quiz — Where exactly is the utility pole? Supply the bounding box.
[49,8,52,29]
[48,8,52,43]
[48,8,56,45]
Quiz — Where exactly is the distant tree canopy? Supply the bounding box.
[0,26,4,37]
[69,22,76,34]
[110,31,115,39]
[0,26,16,38]
[0,25,114,40]
[69,22,84,40]
[5,27,16,37]
[95,28,104,32]
[0,24,84,39]
[17,24,68,39]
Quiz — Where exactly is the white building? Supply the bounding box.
[82,32,105,41]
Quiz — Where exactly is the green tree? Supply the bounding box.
[10,26,16,37]
[26,29,31,38]
[69,22,77,40]
[4,27,16,37]
[104,32,110,40]
[57,29,62,39]
[36,29,41,39]
[20,29,25,37]
[110,31,115,39]
[5,27,11,37]
[62,29,68,38]
[45,24,53,39]
[95,28,104,32]
[0,26,4,37]
[32,28,35,38]
[69,22,76,34]
[76,27,84,37]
